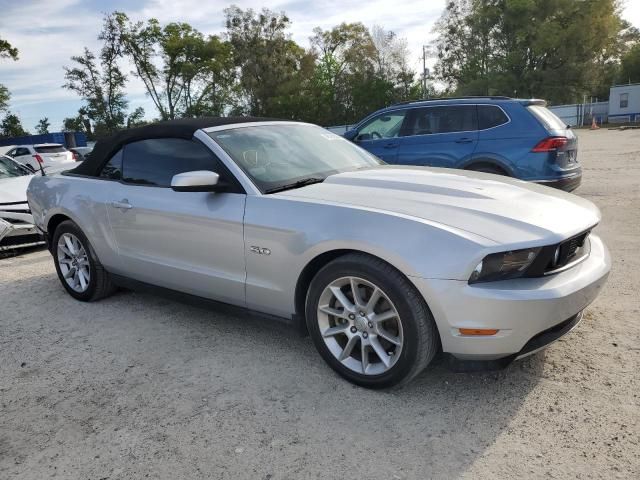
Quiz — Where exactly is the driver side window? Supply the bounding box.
[357,111,407,141]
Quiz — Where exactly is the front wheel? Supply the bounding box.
[52,220,116,301]
[305,253,439,388]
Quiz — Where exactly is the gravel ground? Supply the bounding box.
[1,128,638,479]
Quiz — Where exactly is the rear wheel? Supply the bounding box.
[52,220,116,301]
[305,253,439,388]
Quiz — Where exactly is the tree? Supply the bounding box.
[432,0,631,104]
[64,14,144,135]
[1,113,28,138]
[224,6,309,117]
[113,12,235,119]
[0,36,19,111]
[36,117,50,135]
[619,43,640,84]
[310,22,380,123]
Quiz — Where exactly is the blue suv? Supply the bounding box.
[344,97,581,191]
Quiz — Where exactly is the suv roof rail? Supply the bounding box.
[390,96,513,107]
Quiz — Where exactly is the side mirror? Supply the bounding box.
[171,170,220,192]
[344,129,359,141]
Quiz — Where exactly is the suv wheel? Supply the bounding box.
[305,253,439,388]
[52,220,116,301]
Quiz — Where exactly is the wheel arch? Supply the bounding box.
[46,213,73,250]
[462,156,513,176]
[293,248,429,332]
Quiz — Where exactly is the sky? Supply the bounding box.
[0,0,639,132]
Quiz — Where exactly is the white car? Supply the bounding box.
[5,143,76,172]
[0,155,45,251]
[26,119,610,388]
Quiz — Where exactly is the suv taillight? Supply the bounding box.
[33,154,44,164]
[532,137,568,152]
[72,152,79,161]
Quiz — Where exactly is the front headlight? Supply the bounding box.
[469,247,541,284]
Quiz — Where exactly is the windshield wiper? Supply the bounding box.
[264,177,325,194]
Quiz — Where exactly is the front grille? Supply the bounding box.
[552,231,589,271]
[525,229,591,277]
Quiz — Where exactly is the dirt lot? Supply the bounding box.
[1,129,639,479]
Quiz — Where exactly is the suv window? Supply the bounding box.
[122,138,219,187]
[357,111,407,140]
[99,149,123,180]
[527,105,567,131]
[478,105,509,129]
[404,105,477,135]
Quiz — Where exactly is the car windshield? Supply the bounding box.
[208,124,383,193]
[0,156,30,178]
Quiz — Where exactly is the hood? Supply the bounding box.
[0,174,33,207]
[277,166,600,246]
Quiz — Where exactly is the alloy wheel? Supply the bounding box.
[316,276,404,375]
[57,233,91,293]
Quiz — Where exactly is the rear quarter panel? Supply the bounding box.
[468,103,549,179]
[27,174,120,270]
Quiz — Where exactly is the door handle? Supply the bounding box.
[110,200,132,210]
[383,142,399,149]
[455,137,474,144]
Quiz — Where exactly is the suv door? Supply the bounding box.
[105,137,247,307]
[396,105,478,168]
[353,110,408,162]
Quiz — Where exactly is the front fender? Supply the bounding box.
[243,195,493,318]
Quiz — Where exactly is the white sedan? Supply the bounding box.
[26,119,610,388]
[5,143,76,172]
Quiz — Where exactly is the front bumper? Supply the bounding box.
[410,233,610,361]
[0,211,46,251]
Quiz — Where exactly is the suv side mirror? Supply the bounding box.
[171,170,220,192]
[344,129,359,141]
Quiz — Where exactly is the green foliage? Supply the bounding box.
[224,6,307,117]
[619,43,640,83]
[62,115,85,133]
[1,112,28,138]
[0,36,18,112]
[63,14,144,136]
[433,0,634,104]
[36,117,50,135]
[113,12,235,120]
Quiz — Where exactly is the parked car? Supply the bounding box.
[5,143,76,172]
[344,97,581,191]
[69,146,94,162]
[0,155,45,251]
[27,118,610,388]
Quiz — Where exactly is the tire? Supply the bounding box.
[466,163,508,176]
[51,220,116,302]
[305,253,439,389]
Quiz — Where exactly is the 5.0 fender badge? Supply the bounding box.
[250,246,271,255]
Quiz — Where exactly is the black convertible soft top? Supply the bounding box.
[70,116,279,177]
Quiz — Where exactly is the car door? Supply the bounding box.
[105,137,247,307]
[396,105,479,168]
[353,109,408,162]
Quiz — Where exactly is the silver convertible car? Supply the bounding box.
[27,118,610,388]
